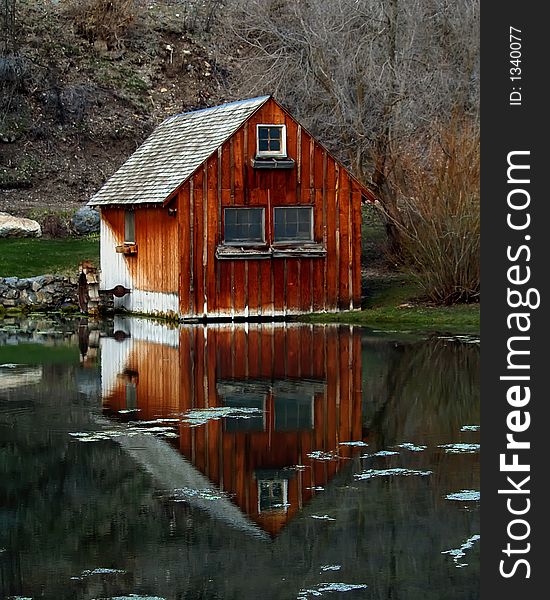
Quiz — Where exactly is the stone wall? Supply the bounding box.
[0,275,78,310]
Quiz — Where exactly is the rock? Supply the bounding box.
[71,207,100,235]
[16,278,30,290]
[0,213,42,238]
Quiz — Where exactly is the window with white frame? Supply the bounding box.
[257,479,288,512]
[223,207,265,244]
[256,124,287,157]
[273,206,313,242]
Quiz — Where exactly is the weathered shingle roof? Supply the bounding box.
[88,96,270,206]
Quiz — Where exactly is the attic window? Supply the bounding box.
[258,479,288,513]
[256,124,287,157]
[224,207,265,244]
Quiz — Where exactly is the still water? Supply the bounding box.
[0,317,479,600]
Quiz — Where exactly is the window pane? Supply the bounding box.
[274,397,314,431]
[274,207,312,242]
[257,125,285,155]
[224,209,236,226]
[224,395,265,432]
[258,480,287,512]
[124,211,135,243]
[224,208,264,243]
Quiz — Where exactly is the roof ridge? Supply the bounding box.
[165,95,271,123]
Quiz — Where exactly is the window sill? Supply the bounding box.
[116,243,138,255]
[216,243,326,260]
[251,157,295,170]
[272,243,326,258]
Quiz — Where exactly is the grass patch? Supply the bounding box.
[0,236,99,278]
[0,343,80,365]
[303,272,479,334]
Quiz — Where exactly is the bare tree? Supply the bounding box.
[1,0,16,55]
[216,0,479,254]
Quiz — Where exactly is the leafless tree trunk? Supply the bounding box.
[1,0,16,55]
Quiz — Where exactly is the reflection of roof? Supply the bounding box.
[88,96,270,206]
[96,417,270,541]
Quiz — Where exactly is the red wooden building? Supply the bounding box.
[88,96,374,320]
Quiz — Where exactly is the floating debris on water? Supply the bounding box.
[306,486,325,491]
[68,424,178,443]
[297,582,368,599]
[311,515,336,521]
[307,451,338,461]
[394,443,427,452]
[320,565,341,572]
[355,468,432,481]
[442,534,480,567]
[339,441,369,447]
[438,443,480,454]
[75,568,126,579]
[181,406,263,427]
[445,490,480,501]
[461,425,480,432]
[361,450,399,459]
[118,409,141,414]
[170,487,224,502]
[109,596,166,600]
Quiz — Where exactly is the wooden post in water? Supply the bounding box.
[78,261,100,315]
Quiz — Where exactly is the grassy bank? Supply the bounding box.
[303,272,479,334]
[0,236,99,278]
[0,234,479,334]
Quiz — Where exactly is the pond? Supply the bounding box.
[0,316,479,600]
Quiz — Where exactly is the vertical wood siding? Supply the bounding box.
[100,206,180,316]
[173,98,364,318]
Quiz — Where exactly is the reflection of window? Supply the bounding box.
[124,210,135,243]
[258,480,288,512]
[218,382,267,432]
[257,124,287,157]
[223,207,265,244]
[274,396,314,431]
[274,207,313,242]
[125,382,137,409]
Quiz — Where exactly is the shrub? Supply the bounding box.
[66,0,136,48]
[389,119,480,305]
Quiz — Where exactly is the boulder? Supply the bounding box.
[71,207,100,235]
[0,212,42,238]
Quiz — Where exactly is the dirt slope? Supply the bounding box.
[0,1,229,217]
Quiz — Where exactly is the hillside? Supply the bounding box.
[0,0,229,217]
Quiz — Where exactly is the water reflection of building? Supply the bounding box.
[101,318,363,536]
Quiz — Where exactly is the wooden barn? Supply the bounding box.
[88,96,375,320]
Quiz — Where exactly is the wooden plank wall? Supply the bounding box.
[101,207,179,295]
[175,98,363,318]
